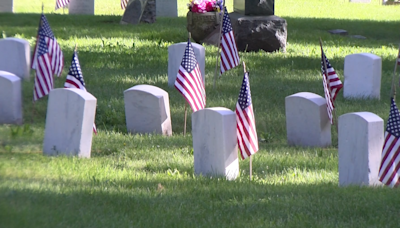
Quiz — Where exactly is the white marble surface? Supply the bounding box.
[338,112,383,186]
[43,88,97,158]
[285,92,331,147]
[192,107,238,180]
[69,0,95,15]
[124,85,172,136]
[0,0,13,12]
[168,42,205,87]
[156,0,177,17]
[0,38,31,80]
[0,71,22,124]
[344,53,381,99]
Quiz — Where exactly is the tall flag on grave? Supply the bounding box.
[55,0,70,10]
[220,8,240,75]
[121,0,129,9]
[378,98,400,187]
[64,51,98,134]
[32,14,64,101]
[236,72,258,160]
[320,47,343,124]
[175,39,206,112]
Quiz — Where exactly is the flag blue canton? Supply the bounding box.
[321,53,333,73]
[387,98,400,137]
[68,52,86,87]
[180,39,197,72]
[222,8,233,34]
[238,72,252,110]
[38,35,48,56]
[39,14,55,38]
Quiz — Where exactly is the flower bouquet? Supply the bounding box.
[188,0,223,14]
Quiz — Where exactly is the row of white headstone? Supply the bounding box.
[0,0,178,17]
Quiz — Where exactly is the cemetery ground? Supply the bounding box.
[1,0,400,227]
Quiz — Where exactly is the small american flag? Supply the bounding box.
[321,48,342,124]
[379,98,400,187]
[121,0,129,9]
[32,14,64,101]
[220,8,240,75]
[64,51,97,135]
[175,39,206,112]
[55,0,70,10]
[236,72,258,160]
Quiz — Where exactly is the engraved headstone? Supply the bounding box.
[168,42,205,87]
[156,0,177,17]
[285,92,331,147]
[0,71,22,125]
[124,85,172,136]
[121,0,156,24]
[234,0,274,16]
[338,112,383,186]
[68,0,95,15]
[43,88,97,158]
[0,0,13,12]
[192,107,239,180]
[0,38,31,80]
[344,53,381,99]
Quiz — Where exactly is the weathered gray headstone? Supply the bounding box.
[124,85,172,136]
[156,0,177,17]
[43,88,97,158]
[0,38,31,80]
[186,11,221,45]
[192,107,239,180]
[344,53,381,99]
[285,92,331,147]
[68,0,95,15]
[0,71,22,125]
[338,112,383,187]
[0,0,13,13]
[234,0,274,16]
[121,0,156,24]
[168,42,205,87]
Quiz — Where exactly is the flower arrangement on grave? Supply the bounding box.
[187,0,223,13]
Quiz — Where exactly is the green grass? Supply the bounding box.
[1,0,400,227]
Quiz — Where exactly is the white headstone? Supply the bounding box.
[0,38,31,80]
[192,107,239,180]
[338,112,383,186]
[285,92,331,147]
[69,0,95,15]
[156,0,177,17]
[43,88,97,158]
[124,85,172,136]
[344,53,381,99]
[168,42,205,87]
[0,71,22,125]
[0,0,13,12]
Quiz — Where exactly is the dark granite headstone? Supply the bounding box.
[234,0,274,16]
[121,0,156,24]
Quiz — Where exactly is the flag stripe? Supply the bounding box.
[55,0,70,10]
[220,9,240,75]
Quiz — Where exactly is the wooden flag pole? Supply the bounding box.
[390,45,400,100]
[319,38,338,131]
[213,0,226,89]
[42,3,44,13]
[242,61,253,181]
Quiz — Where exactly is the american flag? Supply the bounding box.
[220,8,240,75]
[64,51,97,135]
[55,0,70,10]
[175,39,206,112]
[321,48,343,124]
[236,72,258,160]
[32,14,64,101]
[379,98,400,187]
[121,0,129,9]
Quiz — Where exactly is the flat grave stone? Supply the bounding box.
[156,0,177,17]
[328,29,348,35]
[344,53,381,99]
[0,38,31,80]
[43,88,97,158]
[192,107,239,180]
[0,0,13,12]
[168,42,205,87]
[124,85,172,136]
[69,0,95,15]
[338,112,383,186]
[0,71,22,125]
[285,92,331,147]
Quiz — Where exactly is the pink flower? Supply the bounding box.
[205,1,214,12]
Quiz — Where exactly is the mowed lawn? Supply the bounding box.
[1,0,400,227]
